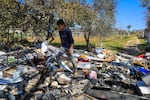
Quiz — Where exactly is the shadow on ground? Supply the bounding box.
[110,43,150,56]
[109,46,139,56]
[137,44,150,52]
[51,43,87,50]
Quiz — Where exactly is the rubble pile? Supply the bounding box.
[0,45,150,100]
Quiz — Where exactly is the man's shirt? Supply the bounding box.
[59,29,74,49]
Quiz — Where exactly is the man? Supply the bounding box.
[46,13,54,42]
[56,19,76,73]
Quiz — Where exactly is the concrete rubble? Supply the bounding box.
[0,44,150,100]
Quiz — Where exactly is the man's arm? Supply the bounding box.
[69,44,73,55]
[67,30,74,55]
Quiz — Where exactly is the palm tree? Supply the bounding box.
[127,25,131,36]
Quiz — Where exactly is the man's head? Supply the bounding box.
[57,19,65,31]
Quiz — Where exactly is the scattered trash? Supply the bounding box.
[88,70,97,80]
[142,74,150,86]
[0,45,149,100]
[51,81,59,88]
[131,57,150,69]
[139,87,150,95]
[138,67,150,75]
[77,62,91,69]
[0,51,5,56]
[57,73,71,85]
[41,41,49,55]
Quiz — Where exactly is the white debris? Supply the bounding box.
[0,51,5,56]
[41,41,49,55]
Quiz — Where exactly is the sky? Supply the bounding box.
[116,0,146,30]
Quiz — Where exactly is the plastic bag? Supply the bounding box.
[41,41,48,55]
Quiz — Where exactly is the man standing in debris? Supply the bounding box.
[56,19,76,74]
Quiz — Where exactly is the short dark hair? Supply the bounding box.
[57,19,65,25]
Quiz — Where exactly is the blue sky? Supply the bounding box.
[116,0,146,30]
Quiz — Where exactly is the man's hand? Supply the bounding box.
[68,44,73,55]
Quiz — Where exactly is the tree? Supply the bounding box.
[58,0,116,50]
[0,0,58,42]
[127,25,131,36]
[92,0,116,48]
[140,0,150,31]
[0,0,116,50]
[0,0,27,42]
[79,6,97,50]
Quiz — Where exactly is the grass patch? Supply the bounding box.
[51,34,144,53]
[1,33,145,54]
